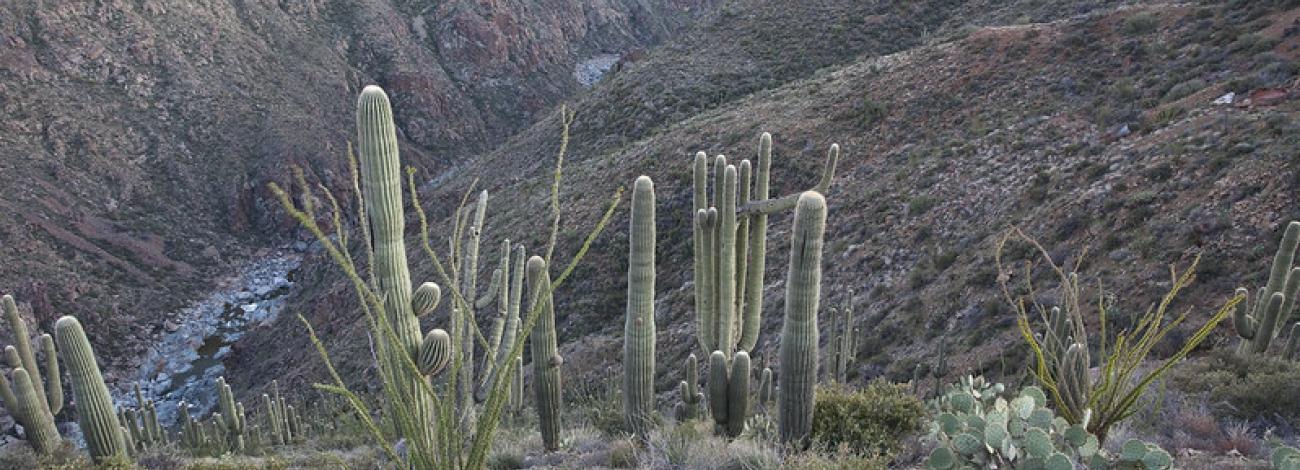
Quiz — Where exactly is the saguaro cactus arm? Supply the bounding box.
[738,144,839,215]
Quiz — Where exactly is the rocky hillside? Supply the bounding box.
[0,0,711,375]
[235,0,1300,406]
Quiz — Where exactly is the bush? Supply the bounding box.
[1121,13,1159,36]
[1169,349,1300,423]
[811,380,926,455]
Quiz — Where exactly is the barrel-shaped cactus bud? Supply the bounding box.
[624,176,658,437]
[417,329,452,376]
[412,282,442,317]
[778,192,826,446]
[758,367,773,410]
[54,316,126,461]
[527,256,563,451]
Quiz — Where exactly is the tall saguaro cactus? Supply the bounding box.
[778,192,827,446]
[1234,221,1300,355]
[54,315,127,461]
[623,176,657,436]
[527,256,563,451]
[356,85,452,462]
[0,295,63,454]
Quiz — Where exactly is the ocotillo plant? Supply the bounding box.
[54,315,127,461]
[623,176,657,437]
[0,295,63,454]
[1233,220,1300,355]
[272,92,620,468]
[674,354,705,421]
[778,192,827,446]
[999,228,1239,443]
[528,256,564,451]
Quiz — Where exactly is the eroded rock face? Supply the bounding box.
[0,0,710,373]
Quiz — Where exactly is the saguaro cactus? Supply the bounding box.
[825,297,856,383]
[778,192,827,446]
[0,295,63,454]
[757,367,773,413]
[705,350,752,436]
[54,315,126,461]
[624,176,658,436]
[527,256,563,451]
[1234,221,1300,355]
[216,377,246,452]
[675,354,705,421]
[692,134,839,357]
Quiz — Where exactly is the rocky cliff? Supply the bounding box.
[0,0,710,376]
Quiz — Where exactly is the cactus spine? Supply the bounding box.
[623,176,658,436]
[527,256,563,451]
[0,295,63,454]
[675,353,704,421]
[54,315,126,461]
[778,192,827,446]
[1234,221,1300,355]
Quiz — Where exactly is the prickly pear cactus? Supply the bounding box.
[926,376,1172,470]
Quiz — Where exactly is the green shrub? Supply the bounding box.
[908,195,938,216]
[1169,349,1300,423]
[860,97,887,127]
[1121,13,1159,36]
[811,381,926,455]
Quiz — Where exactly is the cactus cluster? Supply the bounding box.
[0,295,64,454]
[527,256,564,451]
[623,176,658,437]
[823,296,856,383]
[778,192,827,446]
[709,350,752,437]
[1234,220,1300,358]
[216,377,247,452]
[120,383,166,453]
[691,134,837,438]
[674,354,705,421]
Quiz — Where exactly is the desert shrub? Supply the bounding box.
[1169,349,1300,423]
[860,97,888,127]
[607,438,640,468]
[784,449,890,470]
[811,380,926,455]
[1121,12,1159,36]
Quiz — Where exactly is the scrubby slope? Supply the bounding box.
[247,0,1300,421]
